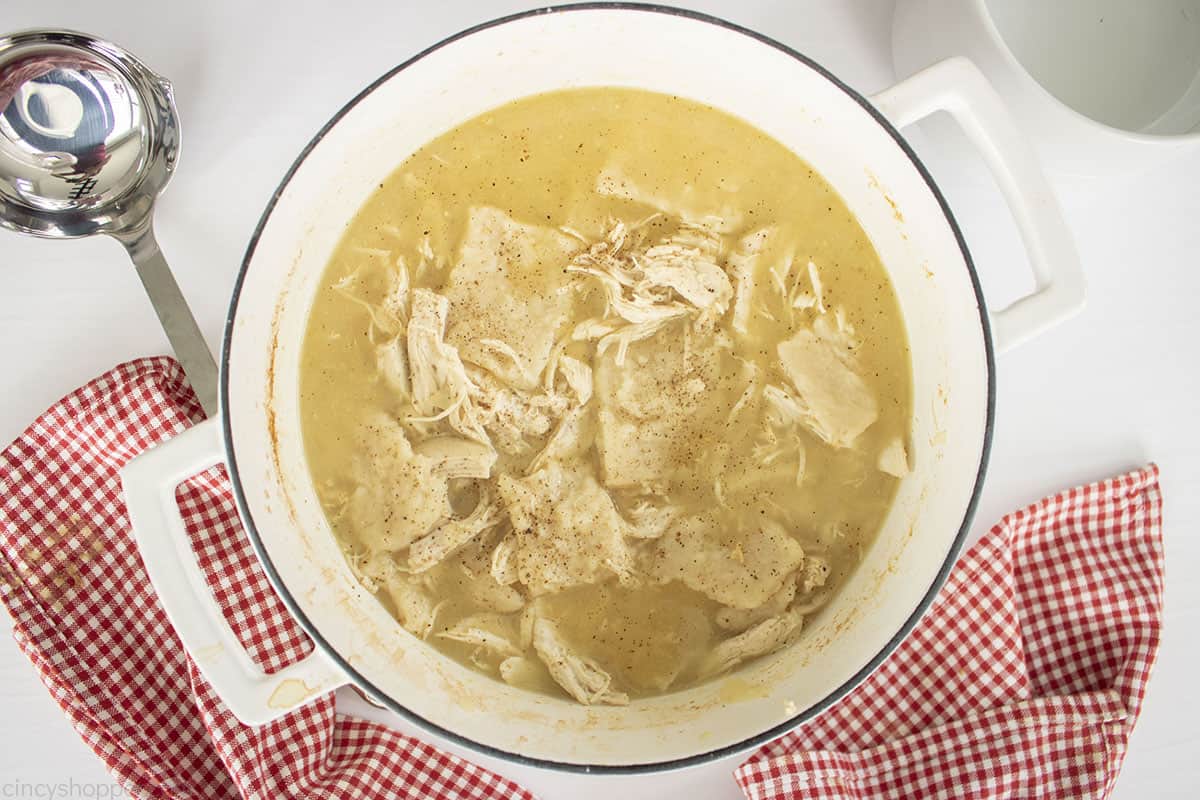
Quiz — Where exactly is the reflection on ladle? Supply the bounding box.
[0,29,217,416]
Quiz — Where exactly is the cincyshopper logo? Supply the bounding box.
[0,779,126,799]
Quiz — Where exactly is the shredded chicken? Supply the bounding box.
[727,227,776,335]
[532,618,629,705]
[753,384,810,486]
[639,242,732,320]
[490,535,519,586]
[700,609,804,678]
[406,288,490,443]
[436,613,521,658]
[376,337,410,396]
[469,368,565,456]
[595,315,688,367]
[414,437,497,480]
[878,436,910,477]
[408,492,503,573]
[331,252,410,340]
[566,218,733,366]
[554,355,593,405]
[568,227,686,324]
[499,656,544,689]
[798,555,831,595]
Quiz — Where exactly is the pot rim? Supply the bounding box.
[219,1,996,774]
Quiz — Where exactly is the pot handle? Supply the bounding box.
[120,417,349,725]
[870,57,1085,353]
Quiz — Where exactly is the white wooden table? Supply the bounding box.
[1,2,1196,797]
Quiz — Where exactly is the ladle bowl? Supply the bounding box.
[0,29,217,414]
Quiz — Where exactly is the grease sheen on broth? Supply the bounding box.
[300,88,912,704]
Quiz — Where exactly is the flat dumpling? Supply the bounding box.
[649,511,806,609]
[777,323,879,449]
[594,161,743,234]
[442,206,580,382]
[497,461,634,596]
[346,414,449,553]
[594,329,744,490]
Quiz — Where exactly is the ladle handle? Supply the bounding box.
[117,227,219,416]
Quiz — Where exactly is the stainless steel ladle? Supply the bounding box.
[0,29,217,415]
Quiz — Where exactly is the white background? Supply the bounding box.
[1,1,1196,797]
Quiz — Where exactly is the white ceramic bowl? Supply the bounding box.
[893,0,1200,177]
[121,5,1083,772]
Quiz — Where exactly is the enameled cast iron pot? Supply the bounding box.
[121,4,1083,773]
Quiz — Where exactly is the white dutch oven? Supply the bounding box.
[119,5,1084,772]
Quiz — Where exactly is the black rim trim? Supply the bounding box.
[220,1,996,775]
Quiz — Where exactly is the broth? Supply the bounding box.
[299,88,911,704]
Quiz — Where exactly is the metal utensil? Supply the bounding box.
[0,29,217,415]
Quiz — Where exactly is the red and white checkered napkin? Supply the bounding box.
[0,358,534,800]
[0,357,1164,800]
[736,459,1164,799]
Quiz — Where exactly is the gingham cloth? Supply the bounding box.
[0,357,1163,800]
[0,358,534,800]
[735,457,1164,798]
